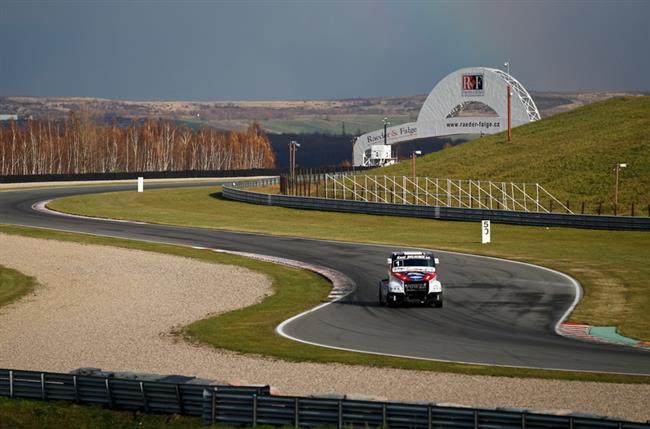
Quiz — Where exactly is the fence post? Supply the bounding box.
[41,373,46,400]
[338,400,343,429]
[8,370,13,398]
[253,394,258,427]
[294,397,299,428]
[631,202,635,217]
[72,375,79,403]
[175,384,184,414]
[427,405,433,429]
[105,379,113,409]
[382,403,387,428]
[521,413,526,429]
[598,201,602,215]
[140,382,149,412]
[211,387,218,425]
[581,201,585,214]
[474,409,479,429]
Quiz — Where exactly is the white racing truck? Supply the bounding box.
[378,251,443,307]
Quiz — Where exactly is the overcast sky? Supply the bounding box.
[1,0,648,100]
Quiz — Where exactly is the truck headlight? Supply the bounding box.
[388,281,404,293]
[428,280,442,293]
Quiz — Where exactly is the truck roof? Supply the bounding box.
[391,251,434,259]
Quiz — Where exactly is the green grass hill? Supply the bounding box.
[377,97,650,214]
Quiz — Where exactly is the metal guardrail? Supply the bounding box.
[3,368,648,428]
[202,389,650,429]
[223,179,650,231]
[0,166,361,184]
[0,368,269,418]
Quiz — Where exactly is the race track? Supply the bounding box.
[1,182,648,375]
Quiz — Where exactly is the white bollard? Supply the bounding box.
[137,177,144,193]
[481,220,491,244]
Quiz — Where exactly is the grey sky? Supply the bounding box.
[1,0,648,100]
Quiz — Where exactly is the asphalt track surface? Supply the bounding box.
[0,182,648,376]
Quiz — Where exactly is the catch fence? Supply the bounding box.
[227,178,650,231]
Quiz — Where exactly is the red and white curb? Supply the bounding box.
[558,322,650,351]
[557,322,593,341]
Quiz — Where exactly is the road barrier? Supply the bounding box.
[0,368,268,418]
[0,166,361,184]
[2,368,648,428]
[222,178,650,231]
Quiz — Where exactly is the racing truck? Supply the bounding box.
[378,251,443,307]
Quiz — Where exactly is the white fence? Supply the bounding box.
[324,175,573,214]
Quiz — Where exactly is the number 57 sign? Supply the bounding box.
[481,220,491,244]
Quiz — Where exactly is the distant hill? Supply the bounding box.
[376,97,650,213]
[0,91,642,135]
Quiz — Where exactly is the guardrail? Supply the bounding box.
[0,166,360,184]
[2,368,648,428]
[0,368,269,418]
[222,179,650,231]
[203,389,650,429]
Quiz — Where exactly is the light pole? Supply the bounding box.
[614,162,627,214]
[289,140,300,193]
[411,150,421,180]
[504,62,512,142]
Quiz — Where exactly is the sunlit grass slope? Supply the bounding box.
[378,97,650,211]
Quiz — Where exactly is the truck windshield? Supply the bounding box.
[393,258,433,267]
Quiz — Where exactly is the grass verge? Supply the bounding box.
[1,223,647,384]
[0,264,38,308]
[0,397,203,429]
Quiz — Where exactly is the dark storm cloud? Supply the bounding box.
[0,1,648,100]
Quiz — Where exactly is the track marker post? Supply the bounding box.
[137,177,144,193]
[481,220,491,244]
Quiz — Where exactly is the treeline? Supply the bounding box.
[0,112,275,175]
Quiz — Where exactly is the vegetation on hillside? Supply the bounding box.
[378,97,650,212]
[0,113,275,175]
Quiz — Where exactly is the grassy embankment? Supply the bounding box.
[47,185,650,358]
[379,97,650,214]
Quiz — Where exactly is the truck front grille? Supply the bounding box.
[405,282,428,300]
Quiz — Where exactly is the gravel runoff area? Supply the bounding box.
[0,233,648,422]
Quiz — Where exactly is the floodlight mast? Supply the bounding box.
[411,150,422,180]
[614,162,627,213]
[504,62,512,141]
[289,140,300,186]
